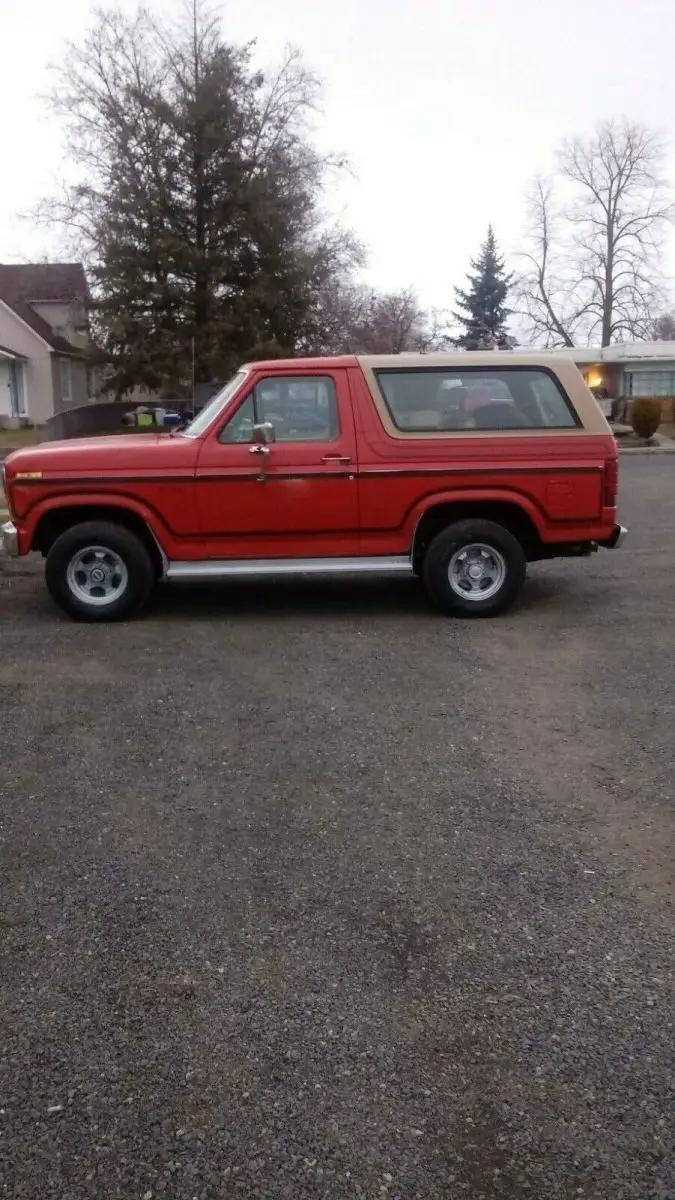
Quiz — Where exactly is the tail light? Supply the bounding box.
[603,456,618,507]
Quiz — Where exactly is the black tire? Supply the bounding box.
[45,521,155,622]
[422,518,526,617]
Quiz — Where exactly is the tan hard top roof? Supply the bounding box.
[356,352,574,369]
[244,352,579,372]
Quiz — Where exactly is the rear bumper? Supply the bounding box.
[1,521,18,557]
[598,523,627,550]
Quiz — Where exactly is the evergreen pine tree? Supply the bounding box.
[45,6,362,394]
[453,227,512,349]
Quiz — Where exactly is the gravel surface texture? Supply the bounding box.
[0,457,673,1199]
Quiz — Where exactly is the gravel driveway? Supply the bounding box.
[0,457,673,1199]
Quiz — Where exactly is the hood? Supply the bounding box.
[4,433,197,478]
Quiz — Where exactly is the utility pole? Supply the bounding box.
[192,0,207,395]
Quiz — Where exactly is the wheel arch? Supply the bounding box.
[411,495,544,571]
[31,502,167,577]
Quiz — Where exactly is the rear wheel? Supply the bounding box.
[422,518,526,617]
[45,521,155,622]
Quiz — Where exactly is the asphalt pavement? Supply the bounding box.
[0,456,673,1199]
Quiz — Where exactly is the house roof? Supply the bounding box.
[532,342,675,365]
[0,342,27,360]
[0,262,87,303]
[0,263,87,355]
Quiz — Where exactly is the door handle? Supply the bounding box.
[321,454,351,464]
[249,441,270,482]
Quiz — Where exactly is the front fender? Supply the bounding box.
[16,491,170,555]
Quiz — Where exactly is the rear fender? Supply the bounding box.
[407,488,547,544]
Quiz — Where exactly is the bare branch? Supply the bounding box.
[516,121,673,347]
[558,119,673,344]
[513,176,582,346]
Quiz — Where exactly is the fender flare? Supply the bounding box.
[25,492,170,557]
[406,487,547,545]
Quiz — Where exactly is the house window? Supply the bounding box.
[625,370,675,397]
[59,358,72,403]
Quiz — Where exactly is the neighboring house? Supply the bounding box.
[544,342,675,399]
[0,263,91,427]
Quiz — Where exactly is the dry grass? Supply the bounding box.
[0,428,41,448]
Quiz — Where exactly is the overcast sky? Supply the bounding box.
[1,0,674,309]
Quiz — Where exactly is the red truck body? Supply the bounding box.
[2,352,624,621]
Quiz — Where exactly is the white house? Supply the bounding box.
[0,263,91,427]
[543,342,675,399]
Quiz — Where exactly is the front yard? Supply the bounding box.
[0,427,40,448]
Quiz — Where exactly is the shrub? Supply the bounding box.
[630,397,662,439]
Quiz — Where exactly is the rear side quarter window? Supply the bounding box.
[374,368,581,433]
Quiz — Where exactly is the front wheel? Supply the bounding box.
[422,519,526,617]
[45,521,155,622]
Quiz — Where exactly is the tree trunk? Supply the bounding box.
[602,212,614,347]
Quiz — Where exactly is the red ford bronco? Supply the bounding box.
[2,353,625,621]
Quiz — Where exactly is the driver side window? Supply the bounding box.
[220,393,256,444]
[219,376,339,444]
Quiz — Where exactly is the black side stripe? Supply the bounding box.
[13,464,602,487]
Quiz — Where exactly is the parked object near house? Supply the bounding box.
[120,407,188,429]
[1,353,625,622]
[0,263,92,427]
[43,399,197,442]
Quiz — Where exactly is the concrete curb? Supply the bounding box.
[619,445,675,455]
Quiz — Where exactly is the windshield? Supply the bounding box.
[180,370,248,437]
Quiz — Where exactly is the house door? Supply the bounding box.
[194,369,359,559]
[8,361,26,418]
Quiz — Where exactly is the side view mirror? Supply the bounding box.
[252,421,275,445]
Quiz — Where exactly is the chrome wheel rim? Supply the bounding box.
[448,542,507,602]
[66,545,129,607]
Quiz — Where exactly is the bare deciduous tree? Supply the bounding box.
[515,177,586,346]
[651,312,675,340]
[342,287,450,354]
[516,120,673,347]
[348,287,431,354]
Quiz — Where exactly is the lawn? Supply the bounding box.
[0,428,41,448]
